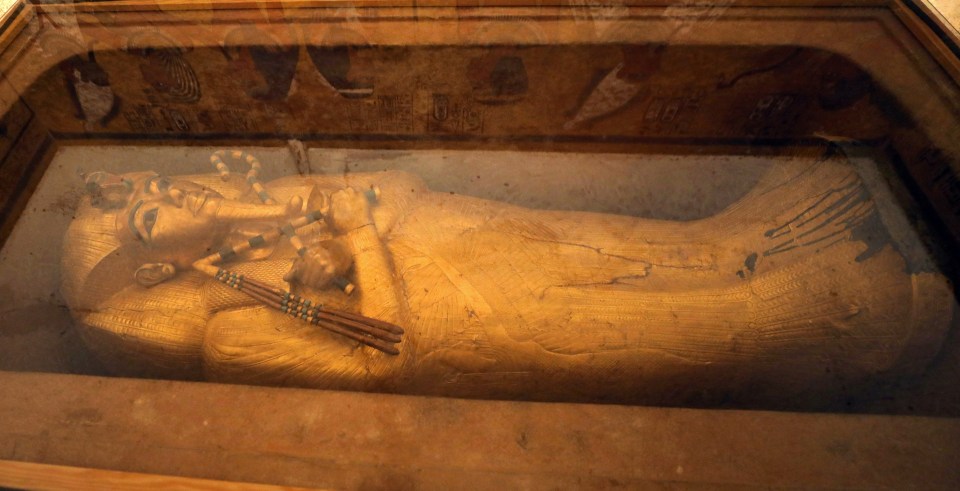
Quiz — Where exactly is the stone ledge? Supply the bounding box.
[0,371,957,490]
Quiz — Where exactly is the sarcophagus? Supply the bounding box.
[0,1,958,488]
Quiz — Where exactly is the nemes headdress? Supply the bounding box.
[61,194,138,311]
[64,152,404,355]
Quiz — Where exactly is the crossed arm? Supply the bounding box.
[327,186,407,325]
[198,169,418,309]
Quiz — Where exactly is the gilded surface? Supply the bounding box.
[60,152,955,403]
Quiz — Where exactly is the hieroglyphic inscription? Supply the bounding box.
[348,95,414,133]
[160,108,191,133]
[123,105,160,132]
[426,93,483,134]
[123,105,193,133]
[742,94,805,137]
[639,85,706,135]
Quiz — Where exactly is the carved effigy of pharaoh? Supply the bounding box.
[61,150,954,405]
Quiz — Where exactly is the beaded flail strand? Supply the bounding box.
[214,268,403,354]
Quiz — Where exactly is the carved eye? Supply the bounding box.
[142,207,159,239]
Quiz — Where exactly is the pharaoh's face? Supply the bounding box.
[115,173,227,265]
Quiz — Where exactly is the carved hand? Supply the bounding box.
[283,241,352,289]
[326,187,374,233]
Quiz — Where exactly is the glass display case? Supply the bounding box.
[0,1,959,488]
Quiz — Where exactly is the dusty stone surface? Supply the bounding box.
[0,371,958,490]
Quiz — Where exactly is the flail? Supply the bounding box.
[214,268,403,355]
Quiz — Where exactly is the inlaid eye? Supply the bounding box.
[142,207,159,239]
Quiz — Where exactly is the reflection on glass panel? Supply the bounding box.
[0,1,957,417]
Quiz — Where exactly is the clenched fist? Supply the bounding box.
[325,187,374,233]
[283,239,353,289]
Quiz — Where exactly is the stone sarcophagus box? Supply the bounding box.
[0,1,958,488]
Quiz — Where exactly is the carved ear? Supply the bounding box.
[168,188,185,207]
[135,263,177,287]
